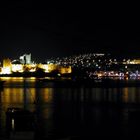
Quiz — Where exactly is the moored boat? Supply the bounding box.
[6,107,35,140]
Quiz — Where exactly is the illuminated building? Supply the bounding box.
[3,58,11,68]
[11,60,23,73]
[59,66,72,74]
[37,63,58,73]
[36,63,72,74]
[25,64,37,72]
[19,53,31,64]
[1,58,12,74]
[47,64,58,72]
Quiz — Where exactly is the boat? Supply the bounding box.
[6,107,36,140]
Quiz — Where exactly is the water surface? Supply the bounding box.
[0,77,140,139]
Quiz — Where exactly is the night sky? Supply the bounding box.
[0,2,140,62]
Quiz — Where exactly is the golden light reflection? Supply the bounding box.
[123,88,129,103]
[1,87,36,110]
[2,88,23,103]
[39,88,53,103]
[28,88,36,103]
[122,88,137,103]
[29,77,36,80]
[1,87,46,105]
[2,86,53,104]
[129,88,136,103]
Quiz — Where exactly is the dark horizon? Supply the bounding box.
[1,2,140,61]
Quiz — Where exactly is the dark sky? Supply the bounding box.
[0,2,140,62]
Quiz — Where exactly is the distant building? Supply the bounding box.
[3,58,11,68]
[37,63,58,73]
[59,66,72,74]
[19,54,31,64]
[37,63,72,74]
[11,60,23,73]
[1,58,12,74]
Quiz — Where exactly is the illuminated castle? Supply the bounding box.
[0,54,72,75]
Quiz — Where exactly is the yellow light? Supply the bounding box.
[37,64,49,72]
[29,69,36,72]
[59,66,72,74]
[98,73,102,77]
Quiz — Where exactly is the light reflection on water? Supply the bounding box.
[1,77,140,139]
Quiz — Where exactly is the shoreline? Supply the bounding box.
[1,76,140,88]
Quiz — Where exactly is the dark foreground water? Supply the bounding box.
[1,77,140,139]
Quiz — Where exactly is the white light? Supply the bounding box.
[11,65,23,72]
[1,67,11,74]
[12,119,15,131]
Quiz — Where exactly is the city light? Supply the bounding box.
[1,53,140,78]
